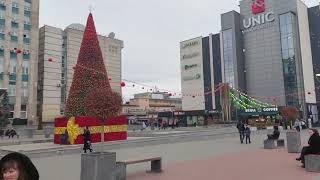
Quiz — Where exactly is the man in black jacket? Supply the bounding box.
[296,129,320,168]
[237,121,245,144]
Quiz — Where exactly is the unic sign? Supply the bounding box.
[243,11,275,29]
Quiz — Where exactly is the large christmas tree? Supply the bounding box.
[65,13,121,118]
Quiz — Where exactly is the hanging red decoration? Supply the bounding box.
[48,58,53,62]
[120,82,126,87]
[16,49,22,54]
[108,76,112,81]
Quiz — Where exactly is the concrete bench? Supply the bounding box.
[264,139,285,149]
[305,154,320,172]
[116,156,162,180]
[277,139,285,147]
[264,139,276,149]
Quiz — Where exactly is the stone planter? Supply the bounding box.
[286,131,301,153]
[44,127,52,138]
[24,128,35,139]
[80,152,116,180]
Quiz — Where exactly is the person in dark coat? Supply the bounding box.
[244,124,251,144]
[296,128,320,168]
[0,152,39,180]
[267,126,280,140]
[236,121,245,143]
[83,127,92,153]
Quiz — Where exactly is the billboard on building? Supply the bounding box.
[180,37,205,111]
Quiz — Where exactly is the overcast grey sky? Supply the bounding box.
[39,0,319,100]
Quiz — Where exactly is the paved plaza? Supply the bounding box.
[1,127,319,179]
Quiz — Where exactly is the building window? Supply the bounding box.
[0,56,3,73]
[20,111,27,119]
[24,16,30,25]
[280,12,299,106]
[222,29,235,88]
[22,60,28,75]
[21,82,28,97]
[12,6,19,14]
[24,24,30,30]
[23,53,30,59]
[23,37,30,44]
[9,57,16,74]
[0,1,6,11]
[0,19,5,26]
[8,84,15,96]
[11,36,18,42]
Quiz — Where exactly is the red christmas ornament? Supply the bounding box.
[120,82,126,87]
[48,58,53,62]
[108,76,112,81]
[16,49,22,54]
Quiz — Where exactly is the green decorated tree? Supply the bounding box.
[0,90,10,128]
[64,13,121,117]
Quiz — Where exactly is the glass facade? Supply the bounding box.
[280,12,299,106]
[222,29,235,87]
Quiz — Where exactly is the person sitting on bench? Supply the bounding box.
[296,128,320,168]
[60,130,69,145]
[5,128,17,138]
[267,126,280,140]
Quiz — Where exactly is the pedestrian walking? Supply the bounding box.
[244,124,251,144]
[294,119,301,132]
[83,127,92,153]
[236,121,245,144]
[308,117,312,128]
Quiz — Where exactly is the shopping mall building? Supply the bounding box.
[180,0,320,124]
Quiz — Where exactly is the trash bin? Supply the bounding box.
[44,127,52,138]
[24,128,35,138]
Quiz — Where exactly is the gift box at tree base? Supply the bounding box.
[54,115,128,144]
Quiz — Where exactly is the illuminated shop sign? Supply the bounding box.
[251,0,265,15]
[181,52,200,60]
[244,107,278,113]
[243,11,275,29]
[184,64,198,70]
[181,41,200,49]
[182,73,201,81]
